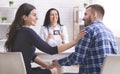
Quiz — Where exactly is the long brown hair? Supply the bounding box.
[4,3,36,51]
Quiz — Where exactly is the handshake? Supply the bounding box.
[45,59,61,69]
[43,59,63,74]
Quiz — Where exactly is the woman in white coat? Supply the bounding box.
[40,8,69,47]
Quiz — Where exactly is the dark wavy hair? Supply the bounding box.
[43,8,62,28]
[5,3,36,51]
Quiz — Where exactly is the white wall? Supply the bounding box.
[94,0,120,37]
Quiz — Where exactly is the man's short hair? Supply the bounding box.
[86,4,105,18]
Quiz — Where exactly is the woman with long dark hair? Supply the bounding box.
[40,8,69,47]
[4,3,86,74]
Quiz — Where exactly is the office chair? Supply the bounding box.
[100,54,120,74]
[0,52,26,74]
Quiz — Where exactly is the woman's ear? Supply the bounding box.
[22,15,27,21]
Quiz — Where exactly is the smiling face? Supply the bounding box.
[23,9,38,27]
[82,7,94,27]
[49,10,58,25]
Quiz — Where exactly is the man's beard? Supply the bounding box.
[84,17,92,27]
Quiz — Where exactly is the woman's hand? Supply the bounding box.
[46,34,53,42]
[57,30,86,53]
[44,62,54,69]
[74,30,86,44]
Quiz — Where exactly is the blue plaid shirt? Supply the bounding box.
[58,20,119,74]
